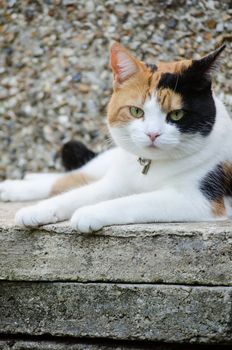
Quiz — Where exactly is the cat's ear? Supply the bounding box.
[110,42,141,84]
[190,45,226,80]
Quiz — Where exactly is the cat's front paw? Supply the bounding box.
[15,203,59,227]
[70,206,106,233]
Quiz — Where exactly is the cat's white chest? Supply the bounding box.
[135,161,180,191]
[113,150,184,193]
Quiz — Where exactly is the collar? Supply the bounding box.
[138,157,152,175]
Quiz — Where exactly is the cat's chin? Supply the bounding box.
[118,143,171,161]
[140,149,169,160]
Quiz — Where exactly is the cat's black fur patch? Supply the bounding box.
[146,63,157,73]
[158,71,216,136]
[61,140,96,171]
[200,163,232,201]
[200,164,226,201]
[157,46,226,137]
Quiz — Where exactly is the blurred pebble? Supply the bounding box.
[71,72,82,82]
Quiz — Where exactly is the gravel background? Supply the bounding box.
[0,0,231,180]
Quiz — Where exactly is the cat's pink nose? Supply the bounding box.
[146,132,160,142]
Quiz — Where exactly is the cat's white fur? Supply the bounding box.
[0,95,231,232]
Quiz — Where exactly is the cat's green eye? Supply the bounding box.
[169,109,184,122]
[129,106,144,119]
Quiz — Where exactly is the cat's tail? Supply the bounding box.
[61,140,97,171]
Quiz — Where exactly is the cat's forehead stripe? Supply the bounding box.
[143,60,192,111]
[146,71,183,113]
[156,88,183,113]
[143,88,183,117]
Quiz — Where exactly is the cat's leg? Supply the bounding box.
[0,174,63,202]
[70,188,217,233]
[0,148,117,202]
[15,173,123,227]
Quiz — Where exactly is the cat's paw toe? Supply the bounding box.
[70,206,104,233]
[15,207,40,227]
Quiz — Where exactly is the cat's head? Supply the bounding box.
[107,42,226,160]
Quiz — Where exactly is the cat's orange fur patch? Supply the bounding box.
[223,162,232,182]
[211,162,232,218]
[50,172,95,196]
[212,200,226,217]
[157,60,192,74]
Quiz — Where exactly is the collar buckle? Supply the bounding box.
[138,158,152,175]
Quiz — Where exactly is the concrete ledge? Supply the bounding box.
[1,340,231,350]
[1,203,232,346]
[0,203,232,285]
[1,282,232,343]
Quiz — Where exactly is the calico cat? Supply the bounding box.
[0,42,231,232]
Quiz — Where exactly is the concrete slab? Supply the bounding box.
[0,203,232,285]
[0,282,232,343]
